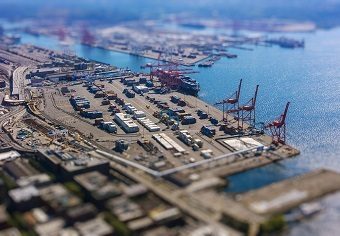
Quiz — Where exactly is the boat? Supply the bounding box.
[142,62,200,95]
[198,62,213,67]
[265,37,305,49]
[179,76,200,96]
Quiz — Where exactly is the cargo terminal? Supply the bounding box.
[3,39,339,236]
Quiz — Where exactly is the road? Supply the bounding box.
[12,66,29,100]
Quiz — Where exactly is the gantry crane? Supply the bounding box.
[81,26,95,45]
[154,68,199,89]
[142,54,198,88]
[56,27,67,41]
[266,102,290,144]
[142,53,174,80]
[239,84,259,129]
[214,79,242,126]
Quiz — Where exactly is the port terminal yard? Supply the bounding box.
[2,42,338,236]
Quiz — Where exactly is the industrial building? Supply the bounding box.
[8,185,41,211]
[37,149,110,180]
[3,159,51,187]
[74,171,121,202]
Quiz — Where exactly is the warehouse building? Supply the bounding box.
[37,149,109,180]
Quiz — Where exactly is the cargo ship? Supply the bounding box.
[149,68,200,95]
[198,55,221,67]
[265,37,305,49]
[143,62,200,95]
[179,76,200,95]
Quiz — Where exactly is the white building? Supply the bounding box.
[114,113,139,133]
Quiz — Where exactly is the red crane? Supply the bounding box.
[215,79,242,125]
[142,53,175,80]
[239,85,259,129]
[266,102,290,144]
[56,27,67,41]
[154,68,198,89]
[81,26,95,45]
[142,55,198,88]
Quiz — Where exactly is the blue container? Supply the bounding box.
[181,116,196,125]
[145,80,154,87]
[210,118,218,125]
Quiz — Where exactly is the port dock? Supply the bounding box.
[41,74,299,181]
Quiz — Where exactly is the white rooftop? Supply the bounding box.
[223,137,264,151]
[0,150,21,161]
[9,185,39,202]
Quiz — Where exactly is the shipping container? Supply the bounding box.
[95,118,104,126]
[139,77,147,84]
[178,100,186,107]
[102,99,110,105]
[126,90,135,98]
[106,93,117,100]
[201,126,216,137]
[94,91,105,98]
[181,116,196,125]
[199,112,208,119]
[210,117,219,125]
[171,95,180,103]
[145,80,154,87]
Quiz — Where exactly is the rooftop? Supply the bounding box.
[0,227,22,236]
[34,218,65,236]
[0,205,8,225]
[9,185,39,203]
[107,196,145,222]
[39,184,81,211]
[0,150,20,162]
[38,149,109,173]
[74,171,121,201]
[75,217,114,236]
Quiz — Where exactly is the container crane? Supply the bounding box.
[142,53,174,80]
[142,55,198,89]
[56,27,67,41]
[81,26,95,46]
[155,69,199,89]
[266,102,290,144]
[214,79,242,125]
[239,85,259,129]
